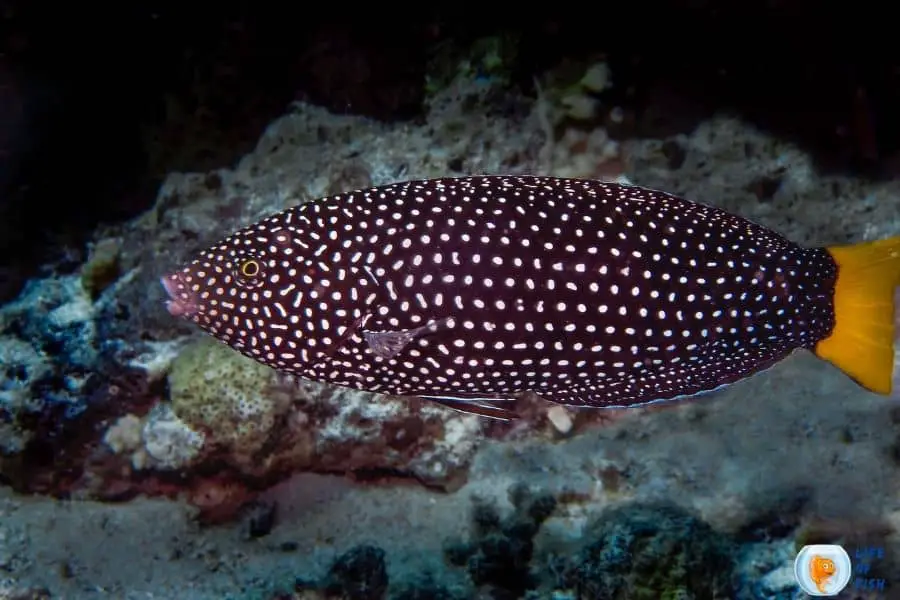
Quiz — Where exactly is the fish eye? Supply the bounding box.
[240,259,260,277]
[233,256,266,289]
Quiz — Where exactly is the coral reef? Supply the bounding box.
[277,544,464,600]
[320,545,389,600]
[93,364,487,521]
[0,274,99,452]
[557,502,735,599]
[387,576,463,600]
[444,483,557,599]
[79,237,123,300]
[167,339,290,472]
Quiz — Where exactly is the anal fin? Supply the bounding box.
[421,395,519,421]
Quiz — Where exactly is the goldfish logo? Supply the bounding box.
[794,545,852,596]
[810,555,836,592]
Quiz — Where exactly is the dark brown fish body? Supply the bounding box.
[161,175,900,416]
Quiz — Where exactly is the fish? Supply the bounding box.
[809,555,836,593]
[160,175,900,420]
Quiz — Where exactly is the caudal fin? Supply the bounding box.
[815,235,900,394]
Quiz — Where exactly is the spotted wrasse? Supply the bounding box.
[161,175,900,420]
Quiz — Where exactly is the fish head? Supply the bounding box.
[160,214,314,348]
[161,243,269,323]
[810,555,836,578]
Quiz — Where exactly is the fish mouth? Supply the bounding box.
[160,273,200,317]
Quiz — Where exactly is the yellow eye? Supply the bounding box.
[240,259,260,277]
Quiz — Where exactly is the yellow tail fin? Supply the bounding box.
[815,235,900,394]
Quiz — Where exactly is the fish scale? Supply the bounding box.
[162,175,900,419]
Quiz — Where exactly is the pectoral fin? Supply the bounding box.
[363,317,454,360]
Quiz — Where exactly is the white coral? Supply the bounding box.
[103,414,143,454]
[138,403,205,470]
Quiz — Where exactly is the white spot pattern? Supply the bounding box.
[164,176,837,408]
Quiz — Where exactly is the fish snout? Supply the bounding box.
[160,272,200,317]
